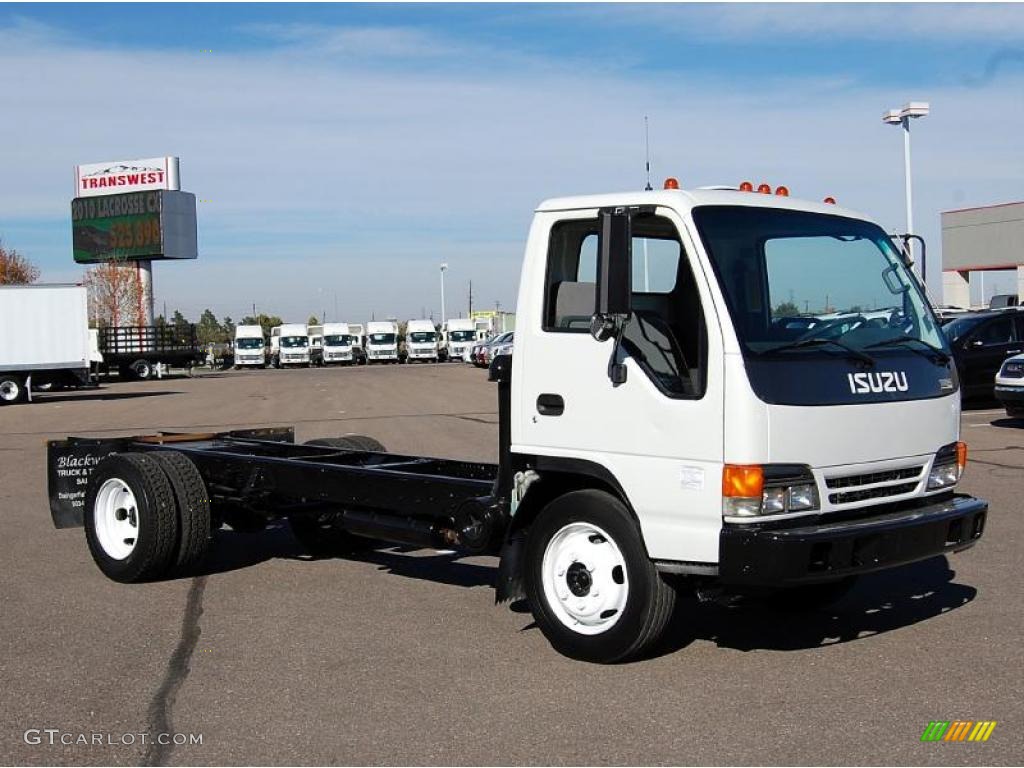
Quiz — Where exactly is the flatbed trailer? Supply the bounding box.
[97,324,202,380]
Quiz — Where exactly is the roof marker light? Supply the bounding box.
[775,186,789,196]
[664,177,680,190]
[739,181,754,192]
[757,183,771,194]
[824,196,836,204]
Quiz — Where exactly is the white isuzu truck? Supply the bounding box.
[273,323,312,368]
[365,320,400,363]
[321,322,355,365]
[443,317,477,362]
[47,184,987,663]
[405,319,439,362]
[233,325,266,369]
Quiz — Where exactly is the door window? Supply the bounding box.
[972,317,1015,346]
[543,214,707,397]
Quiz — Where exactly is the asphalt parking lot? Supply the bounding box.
[1,363,1021,766]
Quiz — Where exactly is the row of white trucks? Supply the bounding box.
[234,317,494,368]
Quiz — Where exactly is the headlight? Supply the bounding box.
[722,465,820,518]
[927,442,967,490]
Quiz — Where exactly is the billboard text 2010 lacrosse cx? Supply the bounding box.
[47,181,987,663]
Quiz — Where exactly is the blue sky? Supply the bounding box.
[2,3,1023,322]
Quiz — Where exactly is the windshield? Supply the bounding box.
[281,336,308,348]
[449,330,474,342]
[694,206,954,404]
[409,331,436,343]
[236,338,263,350]
[324,335,352,346]
[369,333,396,345]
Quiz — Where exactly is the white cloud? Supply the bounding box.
[572,3,1024,42]
[1,15,1022,320]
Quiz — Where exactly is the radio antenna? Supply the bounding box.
[644,115,653,191]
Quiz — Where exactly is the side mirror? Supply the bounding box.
[596,208,633,318]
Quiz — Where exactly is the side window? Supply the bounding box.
[973,318,1015,346]
[542,214,708,398]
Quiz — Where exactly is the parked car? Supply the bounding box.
[943,310,1024,399]
[994,353,1024,419]
[487,333,514,380]
[476,332,513,368]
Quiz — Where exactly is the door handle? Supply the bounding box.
[536,393,564,416]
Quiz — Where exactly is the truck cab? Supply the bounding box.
[322,322,355,365]
[405,319,439,363]
[275,323,312,368]
[233,325,266,369]
[366,321,400,363]
[444,318,476,362]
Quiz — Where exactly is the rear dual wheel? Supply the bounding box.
[525,489,676,663]
[84,452,211,582]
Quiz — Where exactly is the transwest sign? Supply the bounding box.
[74,157,178,198]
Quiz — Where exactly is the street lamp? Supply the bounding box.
[439,263,448,325]
[883,101,929,273]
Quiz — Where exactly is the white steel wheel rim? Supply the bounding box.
[0,380,20,401]
[541,522,629,635]
[94,478,141,560]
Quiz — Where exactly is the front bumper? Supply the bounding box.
[719,493,987,586]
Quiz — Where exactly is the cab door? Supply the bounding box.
[512,207,724,564]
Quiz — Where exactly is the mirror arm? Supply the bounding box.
[607,314,630,385]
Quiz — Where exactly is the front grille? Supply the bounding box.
[829,482,919,505]
[826,466,922,489]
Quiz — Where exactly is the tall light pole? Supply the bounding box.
[883,101,929,274]
[439,263,448,325]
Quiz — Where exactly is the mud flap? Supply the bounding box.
[495,531,526,604]
[46,438,130,528]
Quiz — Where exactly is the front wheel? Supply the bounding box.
[524,489,676,663]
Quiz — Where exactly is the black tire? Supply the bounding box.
[304,435,386,452]
[84,453,179,582]
[1006,407,1024,419]
[150,452,211,571]
[0,374,26,404]
[131,359,153,380]
[524,489,676,663]
[768,577,858,610]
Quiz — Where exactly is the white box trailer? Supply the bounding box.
[0,284,92,404]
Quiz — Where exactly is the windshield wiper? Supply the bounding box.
[866,336,950,363]
[761,337,875,366]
